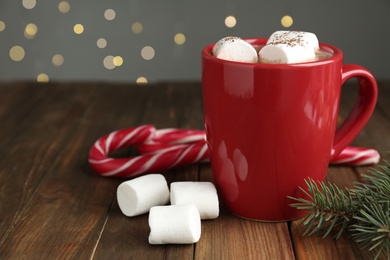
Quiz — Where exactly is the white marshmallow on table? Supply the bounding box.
[212,36,258,63]
[117,174,169,217]
[170,182,219,219]
[259,31,319,64]
[148,204,201,244]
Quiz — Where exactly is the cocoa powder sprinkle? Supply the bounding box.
[268,31,308,47]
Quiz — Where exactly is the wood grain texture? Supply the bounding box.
[0,81,388,259]
[197,165,295,260]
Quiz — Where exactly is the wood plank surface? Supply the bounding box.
[0,81,388,259]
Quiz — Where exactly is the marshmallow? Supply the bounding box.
[117,174,169,217]
[259,31,319,64]
[148,204,201,244]
[213,36,258,63]
[170,182,219,219]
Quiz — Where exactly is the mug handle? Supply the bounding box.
[330,64,378,161]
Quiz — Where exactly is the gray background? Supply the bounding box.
[1,0,389,83]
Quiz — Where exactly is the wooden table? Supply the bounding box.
[0,81,389,259]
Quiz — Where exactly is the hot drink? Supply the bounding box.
[202,33,378,221]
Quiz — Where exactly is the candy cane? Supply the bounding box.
[88,125,380,178]
[330,146,380,166]
[88,125,209,178]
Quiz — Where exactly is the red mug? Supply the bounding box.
[201,38,378,221]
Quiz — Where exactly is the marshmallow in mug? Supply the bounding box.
[212,36,258,63]
[259,31,319,64]
[213,31,320,64]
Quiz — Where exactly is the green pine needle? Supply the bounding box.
[350,202,390,259]
[289,158,390,259]
[289,179,357,239]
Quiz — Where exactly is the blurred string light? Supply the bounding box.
[5,3,301,84]
[113,56,123,66]
[141,46,155,60]
[131,22,143,34]
[24,23,38,39]
[174,33,185,45]
[104,9,116,21]
[281,15,293,28]
[9,46,25,61]
[0,21,5,32]
[136,77,148,84]
[58,1,70,13]
[37,73,49,82]
[97,38,107,48]
[103,55,123,69]
[52,54,64,66]
[225,16,236,28]
[22,0,36,9]
[103,55,115,70]
[73,24,84,34]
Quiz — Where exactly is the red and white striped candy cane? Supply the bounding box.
[330,146,380,166]
[88,125,209,178]
[88,125,380,178]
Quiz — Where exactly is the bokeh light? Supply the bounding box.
[0,21,5,32]
[103,55,115,70]
[113,56,123,66]
[1,3,301,81]
[131,22,143,34]
[174,33,186,45]
[141,46,155,60]
[281,15,293,28]
[22,0,36,9]
[73,24,84,34]
[225,16,237,28]
[104,9,116,21]
[58,1,70,13]
[9,46,25,61]
[97,38,107,48]
[37,73,49,82]
[24,23,38,39]
[136,77,148,84]
[52,54,64,66]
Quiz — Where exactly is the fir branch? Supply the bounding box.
[289,179,358,239]
[289,159,390,259]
